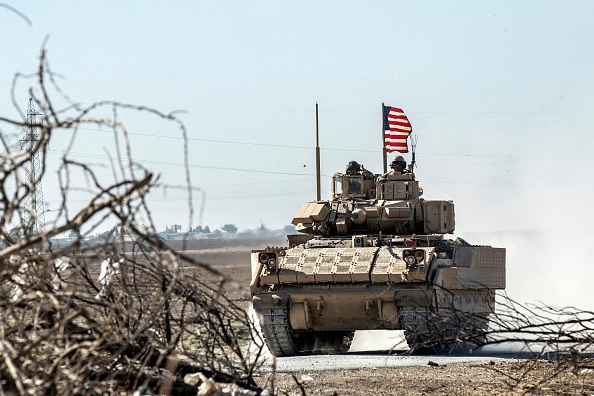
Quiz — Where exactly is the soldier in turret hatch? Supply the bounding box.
[346,160,374,180]
[377,155,412,182]
[388,155,409,175]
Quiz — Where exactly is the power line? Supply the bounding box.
[10,102,585,114]
[45,146,555,179]
[46,149,322,177]
[55,126,557,158]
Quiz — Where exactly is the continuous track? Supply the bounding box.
[257,307,353,357]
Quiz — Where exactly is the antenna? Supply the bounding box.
[409,134,418,172]
[315,103,321,201]
[19,98,47,234]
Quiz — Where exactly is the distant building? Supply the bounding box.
[165,224,182,233]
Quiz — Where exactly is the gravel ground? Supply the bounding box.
[259,359,594,395]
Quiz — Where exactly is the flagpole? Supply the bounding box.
[382,102,387,173]
[315,102,321,201]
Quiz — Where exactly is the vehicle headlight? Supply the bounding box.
[258,253,269,264]
[259,252,277,271]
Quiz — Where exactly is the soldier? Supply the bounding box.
[346,160,374,180]
[377,156,410,182]
[389,155,408,174]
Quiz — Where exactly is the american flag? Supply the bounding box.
[383,106,412,153]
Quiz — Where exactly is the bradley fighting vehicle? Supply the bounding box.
[250,159,506,356]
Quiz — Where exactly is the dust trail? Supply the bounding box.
[349,331,408,353]
[246,303,273,359]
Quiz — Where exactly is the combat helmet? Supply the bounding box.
[346,160,360,175]
[390,155,406,169]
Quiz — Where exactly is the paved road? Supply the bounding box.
[268,353,510,372]
[263,330,554,372]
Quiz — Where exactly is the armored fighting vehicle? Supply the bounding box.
[250,160,505,356]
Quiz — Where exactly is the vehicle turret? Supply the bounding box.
[292,172,453,239]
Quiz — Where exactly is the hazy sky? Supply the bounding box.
[2,2,594,306]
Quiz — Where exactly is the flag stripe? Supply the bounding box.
[384,131,410,137]
[386,147,407,153]
[385,136,409,141]
[387,115,408,121]
[386,121,411,128]
[385,139,409,144]
[383,105,412,154]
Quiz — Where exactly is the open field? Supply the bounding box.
[170,237,284,304]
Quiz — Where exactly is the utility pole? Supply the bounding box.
[19,98,46,234]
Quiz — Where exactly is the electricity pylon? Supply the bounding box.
[19,98,46,234]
